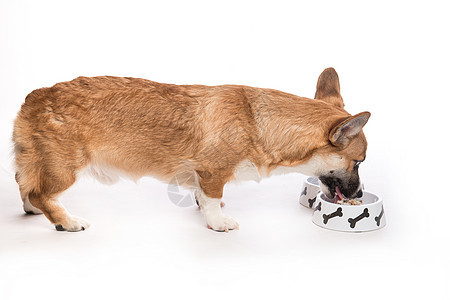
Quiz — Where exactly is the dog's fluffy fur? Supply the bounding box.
[13,68,370,232]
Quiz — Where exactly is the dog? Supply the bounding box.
[12,68,370,232]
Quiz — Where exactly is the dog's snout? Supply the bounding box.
[341,182,362,199]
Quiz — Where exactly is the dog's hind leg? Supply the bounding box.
[26,170,90,232]
[14,145,89,231]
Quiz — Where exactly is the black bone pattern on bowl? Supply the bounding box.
[322,207,343,224]
[301,187,307,196]
[375,206,384,226]
[316,200,384,229]
[348,208,370,228]
[313,202,322,212]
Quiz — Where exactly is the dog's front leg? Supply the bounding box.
[196,190,239,232]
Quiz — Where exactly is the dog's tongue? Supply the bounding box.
[335,186,344,201]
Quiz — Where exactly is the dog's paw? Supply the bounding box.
[206,214,239,232]
[55,216,90,232]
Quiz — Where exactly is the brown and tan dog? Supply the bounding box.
[13,68,370,232]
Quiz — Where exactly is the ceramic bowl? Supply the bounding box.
[299,177,321,208]
[311,191,386,232]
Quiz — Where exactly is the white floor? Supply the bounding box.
[1,166,448,300]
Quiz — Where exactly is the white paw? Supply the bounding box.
[206,214,239,232]
[23,196,43,215]
[55,216,90,232]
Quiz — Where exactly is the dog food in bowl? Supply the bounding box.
[336,198,362,205]
[334,186,362,205]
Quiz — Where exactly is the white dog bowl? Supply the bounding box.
[312,191,385,232]
[299,177,321,208]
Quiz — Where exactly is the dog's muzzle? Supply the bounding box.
[318,176,362,199]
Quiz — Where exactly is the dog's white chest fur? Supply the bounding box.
[233,154,343,182]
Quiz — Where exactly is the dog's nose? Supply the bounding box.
[356,189,363,198]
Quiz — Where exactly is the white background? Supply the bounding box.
[1,1,449,299]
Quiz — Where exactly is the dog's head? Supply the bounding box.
[314,68,370,199]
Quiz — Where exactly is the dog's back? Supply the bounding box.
[13,77,258,200]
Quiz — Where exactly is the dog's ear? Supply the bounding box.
[315,67,344,108]
[329,112,371,147]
